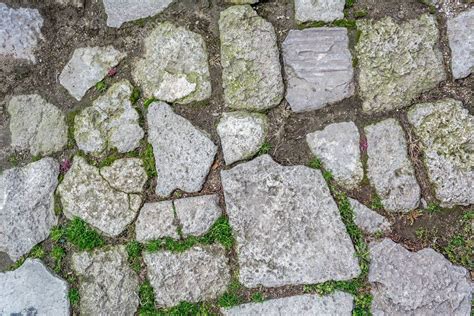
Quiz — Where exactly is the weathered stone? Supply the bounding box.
[283,28,354,112]
[174,194,222,237]
[54,0,84,7]
[447,8,474,79]
[369,238,472,315]
[59,46,126,100]
[0,259,69,315]
[143,245,231,307]
[8,94,67,156]
[217,112,267,165]
[407,99,473,207]
[102,0,173,28]
[356,15,445,113]
[221,155,360,288]
[100,158,147,193]
[295,0,344,23]
[135,201,179,242]
[365,119,420,212]
[72,246,139,316]
[147,102,217,196]
[133,22,211,104]
[306,122,363,189]
[222,292,353,315]
[0,3,43,63]
[219,5,284,111]
[0,158,58,261]
[349,198,390,234]
[226,0,258,3]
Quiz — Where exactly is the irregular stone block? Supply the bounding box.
[294,0,345,23]
[100,158,147,193]
[447,8,474,79]
[102,0,174,28]
[349,198,390,234]
[226,0,258,3]
[174,194,222,237]
[135,201,179,242]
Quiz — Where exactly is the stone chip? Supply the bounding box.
[349,198,390,234]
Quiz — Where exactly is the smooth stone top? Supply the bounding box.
[349,198,391,234]
[295,0,345,23]
[447,8,474,79]
[102,0,174,28]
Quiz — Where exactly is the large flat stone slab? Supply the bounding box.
[135,201,179,242]
[102,0,174,28]
[174,194,222,237]
[295,0,345,23]
[447,8,474,79]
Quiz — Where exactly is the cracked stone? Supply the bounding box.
[102,0,174,28]
[349,198,390,234]
[447,8,474,79]
[100,158,147,193]
[294,0,345,23]
[135,201,179,242]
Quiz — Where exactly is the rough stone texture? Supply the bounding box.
[143,245,231,307]
[0,158,59,261]
[349,198,391,234]
[102,0,174,28]
[58,156,142,237]
[100,158,147,193]
[54,0,84,7]
[219,5,284,111]
[407,99,473,207]
[447,8,474,79]
[365,119,420,213]
[59,46,126,100]
[174,194,222,237]
[221,155,360,288]
[72,246,139,316]
[0,3,43,63]
[7,94,67,156]
[0,259,69,315]
[147,102,217,196]
[283,28,354,112]
[306,121,363,189]
[369,238,472,315]
[295,0,345,23]
[222,292,353,315]
[217,112,268,165]
[135,201,179,242]
[133,22,211,104]
[226,0,258,3]
[356,15,446,113]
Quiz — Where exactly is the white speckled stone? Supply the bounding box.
[349,198,390,234]
[135,201,179,242]
[102,0,173,28]
[295,0,345,23]
[447,8,474,79]
[174,194,222,237]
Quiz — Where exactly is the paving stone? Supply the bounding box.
[72,246,139,316]
[221,155,360,288]
[59,46,126,100]
[407,99,473,207]
[219,5,284,111]
[74,80,144,156]
[133,22,211,104]
[447,8,474,79]
[369,238,472,315]
[226,0,258,3]
[349,198,390,234]
[143,245,231,307]
[217,111,267,165]
[7,94,67,156]
[135,201,179,242]
[0,3,43,63]
[356,15,445,113]
[147,102,217,196]
[54,0,84,7]
[0,259,69,315]
[0,158,58,261]
[295,0,345,23]
[58,156,142,237]
[283,28,354,112]
[365,119,420,213]
[306,121,363,189]
[174,194,222,237]
[102,0,173,28]
[100,158,147,193]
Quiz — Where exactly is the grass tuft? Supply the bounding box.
[126,241,143,272]
[30,245,45,259]
[251,292,264,303]
[141,143,157,178]
[218,278,242,307]
[370,194,383,210]
[130,87,141,104]
[257,141,272,155]
[68,288,80,307]
[426,202,441,214]
[144,97,157,109]
[51,245,66,272]
[65,217,104,251]
[308,157,322,169]
[95,80,107,92]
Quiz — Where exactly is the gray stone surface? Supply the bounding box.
[0,259,69,315]
[221,155,360,288]
[74,80,144,156]
[8,94,67,156]
[226,0,258,3]
[217,112,268,165]
[136,201,179,242]
[365,119,420,212]
[133,22,211,104]
[369,238,472,315]
[174,194,222,237]
[349,198,390,234]
[59,46,126,100]
[283,28,354,112]
[356,15,445,113]
[54,0,84,7]
[219,5,284,111]
[306,121,363,189]
[447,8,474,79]
[102,0,174,28]
[100,158,147,193]
[72,246,139,316]
[143,245,231,307]
[0,158,59,261]
[147,102,217,196]
[295,0,345,23]
[0,3,43,63]
[407,99,473,207]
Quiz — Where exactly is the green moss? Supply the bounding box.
[8,154,20,166]
[332,19,357,29]
[51,245,66,272]
[308,157,322,169]
[65,217,104,251]
[257,141,272,155]
[126,241,143,272]
[50,226,65,242]
[141,143,157,178]
[426,202,441,214]
[251,292,264,303]
[130,87,141,105]
[144,97,157,109]
[370,194,383,210]
[322,170,334,182]
[68,288,80,307]
[54,195,63,216]
[66,110,80,149]
[95,81,107,92]
[97,149,121,168]
[30,245,45,259]
[218,277,242,307]
[354,10,368,18]
[138,280,156,315]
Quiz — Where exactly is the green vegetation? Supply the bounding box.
[96,149,121,168]
[370,194,383,210]
[138,280,156,315]
[251,292,264,303]
[65,217,105,251]
[441,211,473,269]
[126,241,143,272]
[308,157,322,169]
[141,143,157,178]
[354,10,368,18]
[298,19,356,29]
[51,245,66,272]
[322,170,334,182]
[257,141,272,155]
[8,154,19,166]
[426,202,441,214]
[30,245,45,259]
[68,288,80,307]
[130,87,141,104]
[50,226,65,242]
[144,97,157,109]
[218,277,242,307]
[66,110,80,149]
[95,80,107,92]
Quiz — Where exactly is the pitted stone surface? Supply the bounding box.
[365,119,420,212]
[0,158,59,261]
[102,0,174,28]
[283,28,354,112]
[59,46,126,100]
[143,245,231,307]
[136,201,179,242]
[147,102,217,196]
[306,121,363,189]
[226,0,258,3]
[0,259,69,315]
[174,194,222,237]
[447,8,474,79]
[295,0,345,23]
[100,158,147,193]
[356,15,445,113]
[369,238,472,315]
[219,5,284,111]
[72,246,139,316]
[133,22,211,104]
[221,155,360,288]
[8,94,67,156]
[407,99,473,207]
[217,112,268,165]
[349,198,390,234]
